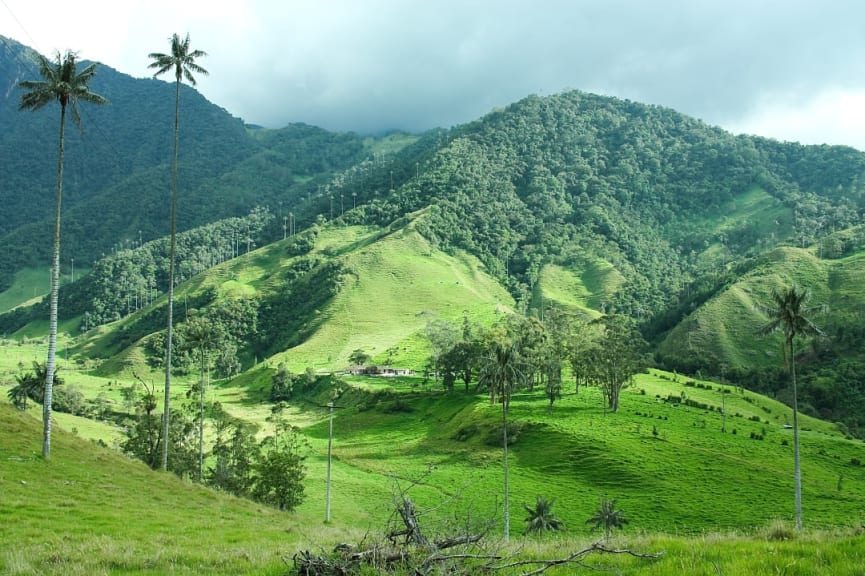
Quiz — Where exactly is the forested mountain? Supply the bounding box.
[0,36,370,292]
[6,36,865,434]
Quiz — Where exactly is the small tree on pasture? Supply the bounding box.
[587,497,628,540]
[523,495,564,535]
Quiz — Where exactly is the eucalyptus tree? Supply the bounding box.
[179,313,222,482]
[479,334,524,542]
[18,50,107,459]
[758,284,822,530]
[588,314,646,413]
[148,33,208,470]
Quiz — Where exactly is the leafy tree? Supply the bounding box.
[758,284,822,530]
[348,348,371,366]
[148,33,208,471]
[424,318,459,387]
[587,315,647,413]
[269,362,295,401]
[208,403,259,497]
[18,50,107,459]
[121,379,197,478]
[541,309,570,410]
[251,416,308,511]
[586,497,628,540]
[479,334,524,541]
[566,316,595,394]
[523,495,564,535]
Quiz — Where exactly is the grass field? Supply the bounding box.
[3,368,865,575]
[0,266,89,315]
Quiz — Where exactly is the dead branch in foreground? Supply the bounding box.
[290,494,662,575]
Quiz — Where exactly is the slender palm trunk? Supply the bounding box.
[502,405,510,542]
[161,78,181,471]
[43,104,67,460]
[790,339,802,530]
[198,347,206,482]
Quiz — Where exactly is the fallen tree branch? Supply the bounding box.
[493,541,664,575]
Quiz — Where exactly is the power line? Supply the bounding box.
[1,0,40,51]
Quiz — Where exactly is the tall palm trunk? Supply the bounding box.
[502,404,510,542]
[198,346,206,482]
[790,338,802,530]
[43,103,67,460]
[161,78,181,471]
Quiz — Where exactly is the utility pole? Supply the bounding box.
[325,400,334,522]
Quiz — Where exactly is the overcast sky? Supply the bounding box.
[4,0,865,149]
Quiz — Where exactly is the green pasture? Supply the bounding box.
[4,365,865,575]
[270,223,514,372]
[538,260,623,317]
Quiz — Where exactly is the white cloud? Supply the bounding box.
[730,89,865,150]
[4,0,865,147]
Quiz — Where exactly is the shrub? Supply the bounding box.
[452,424,479,442]
[762,520,795,541]
[484,421,524,447]
[383,399,414,414]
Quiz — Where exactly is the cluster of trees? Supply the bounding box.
[121,381,307,512]
[425,310,648,414]
[269,362,318,402]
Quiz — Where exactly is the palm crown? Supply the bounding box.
[19,50,107,126]
[148,33,209,84]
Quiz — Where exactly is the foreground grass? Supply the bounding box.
[3,383,865,574]
[0,403,355,576]
[517,527,865,575]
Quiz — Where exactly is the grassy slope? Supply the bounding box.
[307,370,865,537]
[539,258,625,317]
[279,220,514,371]
[70,220,514,377]
[656,245,836,370]
[0,402,324,576]
[0,268,50,313]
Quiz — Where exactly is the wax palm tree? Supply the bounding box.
[18,50,106,459]
[148,33,208,471]
[480,336,523,542]
[586,497,628,540]
[758,283,822,530]
[523,495,563,535]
